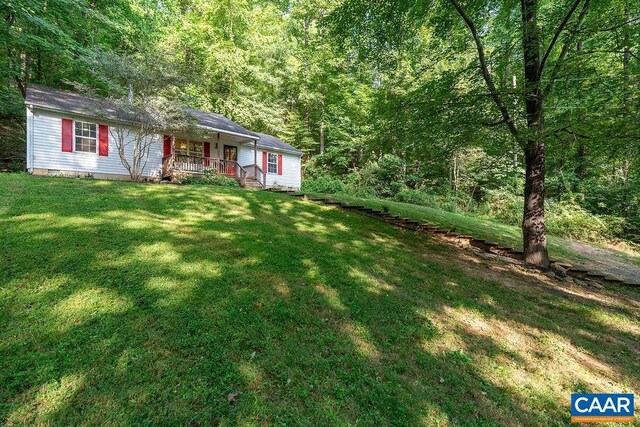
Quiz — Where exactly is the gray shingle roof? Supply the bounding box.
[183,108,258,138]
[25,84,122,120]
[25,84,258,139]
[255,133,302,155]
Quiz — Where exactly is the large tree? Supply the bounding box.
[328,0,633,267]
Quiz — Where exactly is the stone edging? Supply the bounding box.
[268,190,640,288]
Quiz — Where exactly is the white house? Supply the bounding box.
[25,85,303,189]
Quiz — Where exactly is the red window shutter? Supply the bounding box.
[98,124,109,156]
[277,154,283,175]
[163,135,171,156]
[61,119,73,152]
[262,151,267,171]
[203,142,211,167]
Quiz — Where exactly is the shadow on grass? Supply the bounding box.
[1,175,639,425]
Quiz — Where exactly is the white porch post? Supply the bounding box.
[254,139,257,179]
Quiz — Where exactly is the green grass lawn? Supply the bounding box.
[306,192,640,271]
[1,174,639,426]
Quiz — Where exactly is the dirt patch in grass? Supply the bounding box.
[569,241,640,284]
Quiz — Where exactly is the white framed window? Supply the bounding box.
[74,121,98,153]
[174,138,205,156]
[268,152,278,174]
[74,121,97,153]
[174,138,188,155]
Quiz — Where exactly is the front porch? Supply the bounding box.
[161,153,266,189]
[160,131,266,189]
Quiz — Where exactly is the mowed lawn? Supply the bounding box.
[1,174,639,426]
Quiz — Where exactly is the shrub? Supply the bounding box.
[481,189,522,226]
[546,200,611,242]
[394,188,477,212]
[175,170,240,187]
[201,172,240,187]
[0,160,24,172]
[375,155,406,197]
[333,155,409,199]
[481,190,621,242]
[302,176,346,194]
[342,172,376,198]
[394,189,433,207]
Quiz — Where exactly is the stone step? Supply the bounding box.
[554,262,573,269]
[586,271,606,278]
[568,266,589,273]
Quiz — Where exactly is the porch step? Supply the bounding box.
[242,178,264,189]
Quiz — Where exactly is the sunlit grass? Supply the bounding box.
[309,192,640,270]
[0,174,639,426]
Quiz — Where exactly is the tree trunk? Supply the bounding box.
[451,153,459,193]
[521,0,550,267]
[523,140,549,266]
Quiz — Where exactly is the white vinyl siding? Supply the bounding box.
[238,144,301,189]
[30,108,163,178]
[237,144,257,167]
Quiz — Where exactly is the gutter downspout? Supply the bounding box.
[26,104,34,172]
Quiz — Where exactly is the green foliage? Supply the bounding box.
[545,201,614,242]
[346,155,407,198]
[481,189,522,226]
[301,176,346,194]
[176,170,240,187]
[394,189,462,212]
[394,189,433,206]
[481,189,626,243]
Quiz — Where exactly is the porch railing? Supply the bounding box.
[243,164,267,188]
[162,155,173,179]
[167,154,248,185]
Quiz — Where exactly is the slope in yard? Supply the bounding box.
[1,174,639,426]
[306,192,640,285]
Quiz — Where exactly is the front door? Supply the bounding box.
[224,145,238,176]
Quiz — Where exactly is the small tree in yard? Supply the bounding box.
[102,96,195,181]
[78,50,199,181]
